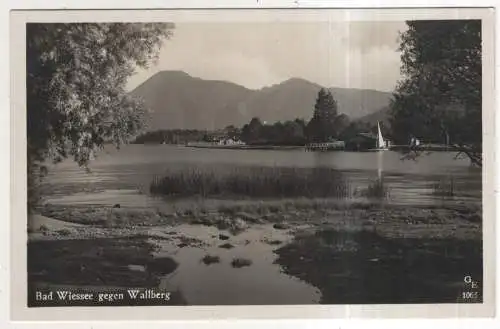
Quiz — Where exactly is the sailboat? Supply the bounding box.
[369,121,389,151]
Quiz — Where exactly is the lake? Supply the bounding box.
[43,144,482,208]
[35,145,483,305]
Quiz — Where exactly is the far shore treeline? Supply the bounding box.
[132,88,380,147]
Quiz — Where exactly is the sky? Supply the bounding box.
[127,21,408,92]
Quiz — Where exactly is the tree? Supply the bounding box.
[260,122,282,143]
[390,20,482,166]
[27,23,174,208]
[282,120,305,145]
[241,117,263,144]
[332,113,351,137]
[339,121,368,141]
[294,118,307,130]
[306,88,339,142]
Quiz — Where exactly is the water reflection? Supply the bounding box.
[377,151,383,180]
[154,224,321,305]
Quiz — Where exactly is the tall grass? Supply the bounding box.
[361,178,390,200]
[150,166,351,199]
[432,177,456,197]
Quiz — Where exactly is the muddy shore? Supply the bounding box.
[28,199,483,305]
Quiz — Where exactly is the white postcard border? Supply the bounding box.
[8,7,497,321]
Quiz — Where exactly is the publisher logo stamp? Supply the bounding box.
[459,275,481,303]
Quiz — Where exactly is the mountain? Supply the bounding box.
[130,71,253,130]
[130,71,393,131]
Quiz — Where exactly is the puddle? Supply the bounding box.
[153,224,321,305]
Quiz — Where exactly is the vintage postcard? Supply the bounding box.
[10,7,495,320]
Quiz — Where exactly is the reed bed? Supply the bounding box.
[150,166,351,199]
[432,177,456,197]
[361,178,390,200]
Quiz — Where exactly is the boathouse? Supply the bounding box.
[345,132,392,151]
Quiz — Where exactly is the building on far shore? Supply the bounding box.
[217,137,245,146]
[345,132,392,151]
[202,131,245,146]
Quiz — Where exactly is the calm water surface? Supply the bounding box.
[44,144,482,207]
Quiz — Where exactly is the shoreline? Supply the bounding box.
[34,197,482,238]
[185,143,304,150]
[150,142,463,152]
[28,199,483,305]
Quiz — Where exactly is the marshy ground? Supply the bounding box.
[28,194,483,305]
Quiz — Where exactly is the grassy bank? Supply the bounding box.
[37,198,482,240]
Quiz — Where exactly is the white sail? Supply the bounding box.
[377,121,385,149]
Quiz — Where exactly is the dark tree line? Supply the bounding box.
[132,129,208,144]
[240,118,307,145]
[134,88,380,147]
[240,88,364,145]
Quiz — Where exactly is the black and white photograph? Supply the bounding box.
[11,7,494,317]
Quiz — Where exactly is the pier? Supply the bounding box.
[305,141,345,151]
